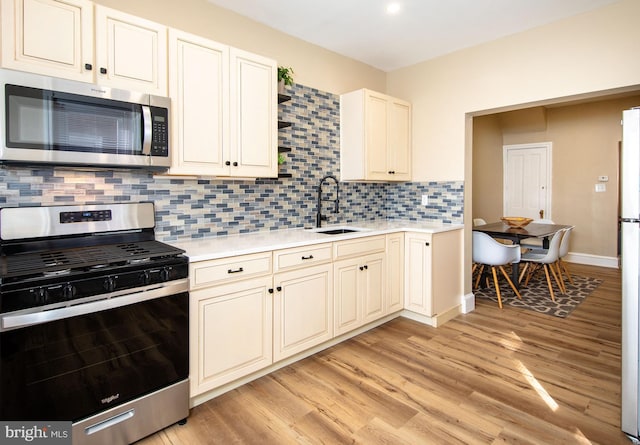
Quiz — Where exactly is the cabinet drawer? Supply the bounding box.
[333,235,386,260]
[191,252,272,289]
[274,244,332,272]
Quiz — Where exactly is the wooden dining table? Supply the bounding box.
[473,221,572,288]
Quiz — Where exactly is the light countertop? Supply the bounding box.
[169,220,463,262]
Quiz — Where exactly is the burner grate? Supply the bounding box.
[1,241,184,279]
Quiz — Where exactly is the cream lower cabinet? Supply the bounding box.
[333,236,386,336]
[190,276,273,396]
[404,230,463,317]
[189,252,273,396]
[273,264,333,362]
[1,0,168,95]
[386,233,404,313]
[272,243,333,362]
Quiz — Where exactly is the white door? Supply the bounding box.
[503,143,552,220]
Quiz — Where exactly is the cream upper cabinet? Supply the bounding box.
[229,48,277,178]
[1,0,94,82]
[340,88,411,182]
[168,29,229,176]
[94,5,167,95]
[167,32,277,178]
[404,230,463,317]
[1,0,167,95]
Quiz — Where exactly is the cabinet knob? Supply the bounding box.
[84,63,92,71]
[233,161,238,167]
[225,161,231,166]
[364,265,368,270]
[268,288,274,294]
[99,67,107,74]
[359,266,364,271]
[425,242,430,246]
[276,286,282,292]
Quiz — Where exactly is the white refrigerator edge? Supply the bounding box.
[622,106,640,441]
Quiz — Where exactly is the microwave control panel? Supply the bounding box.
[150,107,169,157]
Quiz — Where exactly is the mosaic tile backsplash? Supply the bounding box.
[0,84,463,242]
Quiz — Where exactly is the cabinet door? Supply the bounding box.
[361,253,385,324]
[386,233,404,313]
[273,264,333,361]
[190,277,273,395]
[168,29,229,176]
[1,0,93,81]
[229,48,277,178]
[365,91,389,180]
[334,259,360,336]
[95,5,167,95]
[388,99,411,180]
[404,233,433,316]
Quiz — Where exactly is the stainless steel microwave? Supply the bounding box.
[0,69,170,169]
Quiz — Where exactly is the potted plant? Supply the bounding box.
[278,66,294,93]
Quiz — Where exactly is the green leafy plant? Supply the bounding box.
[278,66,295,86]
[278,153,286,165]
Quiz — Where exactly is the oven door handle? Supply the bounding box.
[1,279,189,331]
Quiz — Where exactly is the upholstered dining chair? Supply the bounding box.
[472,231,522,309]
[519,229,565,301]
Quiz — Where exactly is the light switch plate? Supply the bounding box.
[421,195,429,205]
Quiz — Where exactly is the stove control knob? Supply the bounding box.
[139,270,151,285]
[32,287,49,305]
[160,267,172,282]
[62,283,77,300]
[104,276,117,293]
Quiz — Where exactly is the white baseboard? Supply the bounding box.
[564,251,619,269]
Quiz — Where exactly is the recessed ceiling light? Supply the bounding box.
[386,2,401,15]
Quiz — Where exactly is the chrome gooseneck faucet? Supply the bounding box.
[316,174,339,228]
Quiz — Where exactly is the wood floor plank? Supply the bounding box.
[138,263,630,444]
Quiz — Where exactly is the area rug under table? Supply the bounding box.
[473,273,602,318]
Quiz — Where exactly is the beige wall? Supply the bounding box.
[387,0,640,182]
[92,0,386,94]
[473,95,640,260]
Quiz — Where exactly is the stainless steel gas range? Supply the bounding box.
[0,202,189,445]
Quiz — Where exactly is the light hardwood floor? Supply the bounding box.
[139,264,629,444]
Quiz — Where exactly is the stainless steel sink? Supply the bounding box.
[315,228,360,235]
[308,226,368,235]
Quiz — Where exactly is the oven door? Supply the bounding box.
[0,283,189,422]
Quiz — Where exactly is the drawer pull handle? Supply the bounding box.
[301,255,314,260]
[227,267,244,274]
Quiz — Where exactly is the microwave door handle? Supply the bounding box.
[141,105,152,155]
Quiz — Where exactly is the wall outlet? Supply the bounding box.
[595,183,606,192]
[421,195,429,205]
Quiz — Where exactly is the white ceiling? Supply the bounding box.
[206,0,619,72]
